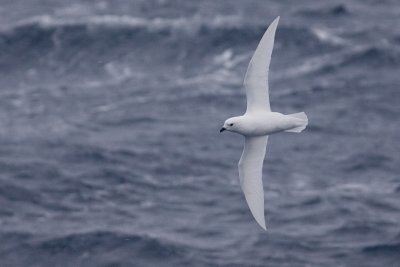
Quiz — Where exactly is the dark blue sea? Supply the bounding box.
[0,0,399,266]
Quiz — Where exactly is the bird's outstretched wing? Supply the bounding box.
[238,136,268,230]
[243,16,279,113]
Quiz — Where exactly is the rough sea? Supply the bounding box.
[0,0,399,266]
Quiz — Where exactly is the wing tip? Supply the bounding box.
[255,217,267,231]
[271,16,280,29]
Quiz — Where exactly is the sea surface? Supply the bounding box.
[0,0,399,266]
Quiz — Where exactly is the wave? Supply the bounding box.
[0,231,194,266]
[278,44,400,79]
[297,4,349,17]
[1,13,396,79]
[0,14,342,67]
[37,231,186,256]
[1,13,397,90]
[362,242,400,255]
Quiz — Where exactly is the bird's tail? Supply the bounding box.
[285,112,308,133]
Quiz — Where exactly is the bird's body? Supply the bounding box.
[225,112,307,137]
[220,16,308,230]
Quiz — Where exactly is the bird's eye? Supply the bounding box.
[228,123,234,126]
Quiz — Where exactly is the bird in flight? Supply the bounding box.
[220,17,308,230]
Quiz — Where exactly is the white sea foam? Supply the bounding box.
[311,27,347,46]
[12,14,245,33]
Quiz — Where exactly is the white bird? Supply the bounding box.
[220,17,308,230]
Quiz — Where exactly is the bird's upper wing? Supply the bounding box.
[238,135,268,230]
[243,16,279,113]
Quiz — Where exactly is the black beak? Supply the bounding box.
[219,127,226,133]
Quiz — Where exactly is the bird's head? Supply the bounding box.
[220,117,242,133]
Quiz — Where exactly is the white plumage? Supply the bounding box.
[220,17,308,230]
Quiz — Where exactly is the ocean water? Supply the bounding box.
[0,0,399,266]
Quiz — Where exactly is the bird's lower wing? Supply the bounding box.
[238,135,268,230]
